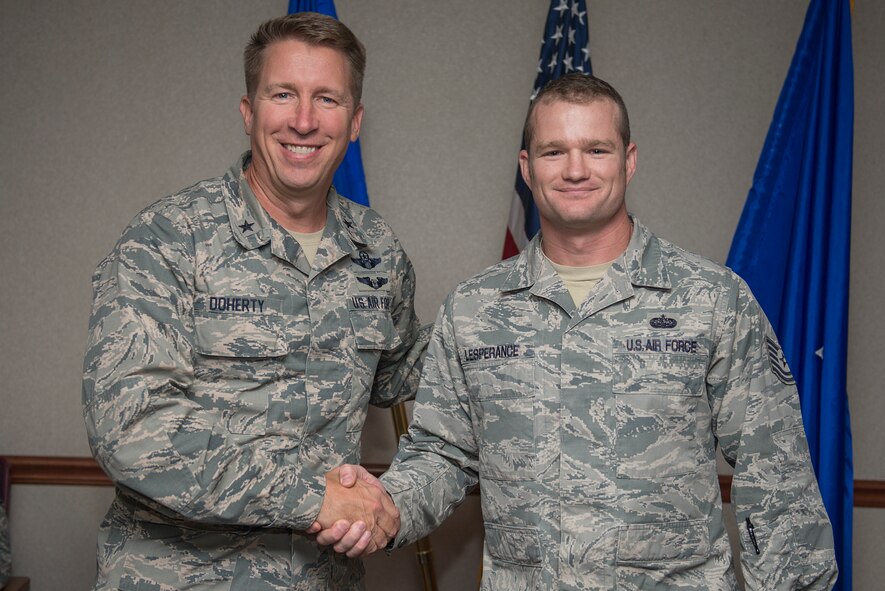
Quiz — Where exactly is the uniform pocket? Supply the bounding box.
[481,523,541,591]
[193,295,291,436]
[194,297,287,359]
[485,522,542,566]
[612,351,706,479]
[349,310,402,351]
[347,310,402,432]
[616,519,710,590]
[617,519,710,562]
[117,520,238,590]
[465,359,536,481]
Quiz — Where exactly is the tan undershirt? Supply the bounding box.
[287,227,325,266]
[549,259,614,307]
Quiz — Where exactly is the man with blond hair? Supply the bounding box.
[83,12,423,590]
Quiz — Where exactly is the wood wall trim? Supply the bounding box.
[854,479,885,508]
[6,456,885,508]
[6,455,111,486]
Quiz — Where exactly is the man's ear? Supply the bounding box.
[239,95,254,136]
[349,103,364,142]
[518,149,532,187]
[624,142,637,185]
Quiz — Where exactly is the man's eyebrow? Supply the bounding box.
[264,82,351,103]
[533,138,618,152]
[263,82,294,94]
[581,138,618,149]
[533,140,565,152]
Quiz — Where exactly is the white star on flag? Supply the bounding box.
[551,24,563,42]
[572,3,586,24]
[548,54,558,72]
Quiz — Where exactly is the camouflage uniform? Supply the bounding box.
[83,152,428,590]
[382,217,836,590]
[0,504,9,586]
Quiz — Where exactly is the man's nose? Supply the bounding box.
[563,152,591,181]
[290,100,318,135]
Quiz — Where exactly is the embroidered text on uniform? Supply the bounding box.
[351,295,392,310]
[209,297,265,313]
[462,344,521,362]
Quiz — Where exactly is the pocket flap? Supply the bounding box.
[613,353,706,396]
[617,519,710,563]
[349,310,401,351]
[464,359,535,401]
[484,523,541,567]
[194,295,286,358]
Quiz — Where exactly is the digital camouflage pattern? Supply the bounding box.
[0,505,9,586]
[382,217,836,590]
[83,152,428,590]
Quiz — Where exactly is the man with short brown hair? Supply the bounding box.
[322,73,837,590]
[83,12,424,590]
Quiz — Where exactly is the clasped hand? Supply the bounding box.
[309,465,398,557]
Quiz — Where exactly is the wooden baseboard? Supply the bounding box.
[6,456,110,486]
[1,577,31,591]
[6,456,885,508]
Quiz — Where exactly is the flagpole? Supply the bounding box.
[390,403,439,591]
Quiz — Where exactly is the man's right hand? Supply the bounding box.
[311,465,399,557]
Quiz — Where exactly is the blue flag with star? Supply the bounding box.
[727,1,853,587]
[503,0,591,258]
[288,0,370,206]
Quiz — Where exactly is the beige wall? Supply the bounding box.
[1,1,882,589]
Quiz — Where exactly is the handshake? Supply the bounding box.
[308,464,399,558]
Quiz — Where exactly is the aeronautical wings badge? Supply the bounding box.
[351,251,381,269]
[357,276,389,290]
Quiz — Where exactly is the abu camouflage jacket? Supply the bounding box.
[83,153,428,590]
[382,217,836,590]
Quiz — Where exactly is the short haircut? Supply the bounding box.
[523,73,631,152]
[244,12,367,104]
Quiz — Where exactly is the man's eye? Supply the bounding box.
[543,150,561,157]
[274,92,291,100]
[318,96,337,105]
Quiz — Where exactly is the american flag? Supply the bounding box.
[502,0,592,258]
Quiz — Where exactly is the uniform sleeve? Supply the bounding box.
[380,296,479,546]
[82,212,325,530]
[707,276,837,590]
[368,243,431,408]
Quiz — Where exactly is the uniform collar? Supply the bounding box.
[224,152,370,263]
[317,190,370,270]
[501,215,671,294]
[621,216,671,290]
[225,152,272,250]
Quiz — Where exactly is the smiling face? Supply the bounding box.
[519,97,636,238]
[239,39,363,206]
